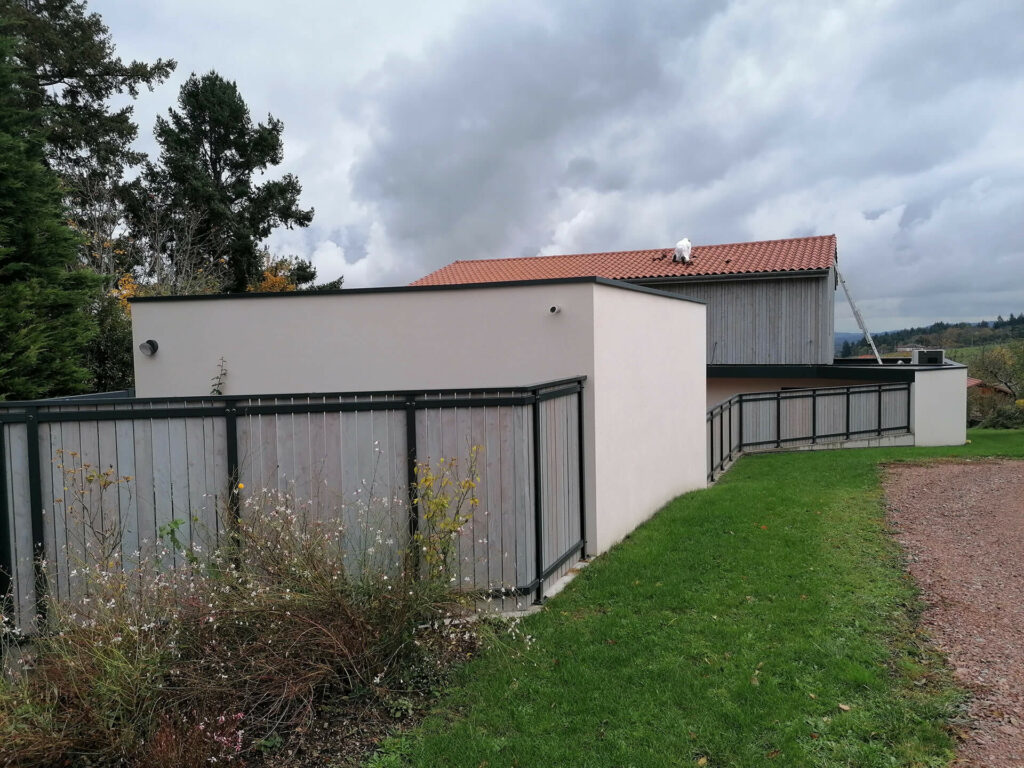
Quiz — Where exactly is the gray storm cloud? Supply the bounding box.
[95,0,1024,327]
[346,0,1024,327]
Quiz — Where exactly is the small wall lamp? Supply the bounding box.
[138,339,159,357]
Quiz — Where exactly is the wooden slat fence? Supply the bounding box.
[708,382,912,481]
[0,378,586,632]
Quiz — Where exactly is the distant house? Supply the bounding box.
[967,377,1013,397]
[415,235,838,366]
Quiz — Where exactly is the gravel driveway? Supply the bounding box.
[885,459,1024,768]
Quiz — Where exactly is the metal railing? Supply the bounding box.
[1,377,587,632]
[707,382,912,481]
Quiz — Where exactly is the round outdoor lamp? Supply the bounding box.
[138,339,159,356]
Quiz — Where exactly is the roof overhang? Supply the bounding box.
[631,268,833,286]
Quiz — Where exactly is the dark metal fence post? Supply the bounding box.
[775,392,782,448]
[532,390,544,604]
[845,388,851,439]
[25,408,46,625]
[707,413,714,482]
[576,388,587,559]
[737,394,744,452]
[0,421,12,627]
[811,390,818,444]
[405,398,420,575]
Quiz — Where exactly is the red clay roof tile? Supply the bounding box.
[411,234,837,286]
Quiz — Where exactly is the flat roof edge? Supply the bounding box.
[128,276,706,305]
[708,364,916,382]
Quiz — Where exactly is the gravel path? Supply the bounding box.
[885,459,1024,768]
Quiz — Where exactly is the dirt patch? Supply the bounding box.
[885,459,1024,768]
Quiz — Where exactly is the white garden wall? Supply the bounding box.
[590,283,706,552]
[131,278,707,556]
[911,365,967,446]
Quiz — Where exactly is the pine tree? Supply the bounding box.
[0,34,100,399]
[127,71,313,292]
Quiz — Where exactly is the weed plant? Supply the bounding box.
[0,451,492,767]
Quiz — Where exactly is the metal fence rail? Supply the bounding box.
[1,378,587,632]
[707,382,912,481]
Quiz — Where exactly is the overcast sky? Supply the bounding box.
[95,0,1023,331]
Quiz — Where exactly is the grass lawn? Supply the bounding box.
[372,430,1024,768]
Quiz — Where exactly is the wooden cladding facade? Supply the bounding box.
[645,270,835,365]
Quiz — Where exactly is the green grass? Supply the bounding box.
[380,430,1024,768]
[945,346,984,368]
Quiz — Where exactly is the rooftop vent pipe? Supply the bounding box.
[673,238,692,263]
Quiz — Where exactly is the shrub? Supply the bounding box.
[978,403,1024,429]
[966,388,1011,426]
[0,452,485,767]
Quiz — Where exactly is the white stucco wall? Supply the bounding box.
[912,365,967,446]
[590,284,707,552]
[132,282,597,395]
[131,279,708,556]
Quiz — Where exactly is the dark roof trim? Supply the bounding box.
[632,267,832,286]
[708,364,916,383]
[0,377,586,410]
[129,275,706,306]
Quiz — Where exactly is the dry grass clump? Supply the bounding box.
[0,455,490,767]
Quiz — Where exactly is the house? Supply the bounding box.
[966,377,1013,397]
[413,234,967,446]
[414,234,838,366]
[129,278,708,556]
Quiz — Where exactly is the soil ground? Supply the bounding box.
[885,459,1024,768]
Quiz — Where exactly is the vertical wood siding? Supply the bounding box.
[656,272,835,364]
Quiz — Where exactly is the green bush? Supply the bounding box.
[978,403,1024,429]
[0,454,487,767]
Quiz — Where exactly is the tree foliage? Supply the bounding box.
[0,33,100,399]
[128,72,313,292]
[973,341,1024,399]
[844,313,1024,357]
[1,0,174,190]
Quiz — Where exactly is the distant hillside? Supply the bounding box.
[836,313,1024,357]
[833,332,864,354]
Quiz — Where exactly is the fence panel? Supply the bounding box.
[0,379,586,633]
[708,383,912,481]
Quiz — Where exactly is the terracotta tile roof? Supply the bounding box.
[412,234,837,286]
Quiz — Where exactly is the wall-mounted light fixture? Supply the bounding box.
[548,305,562,315]
[138,339,159,357]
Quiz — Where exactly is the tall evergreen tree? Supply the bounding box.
[0,0,174,192]
[128,71,313,292]
[0,34,100,399]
